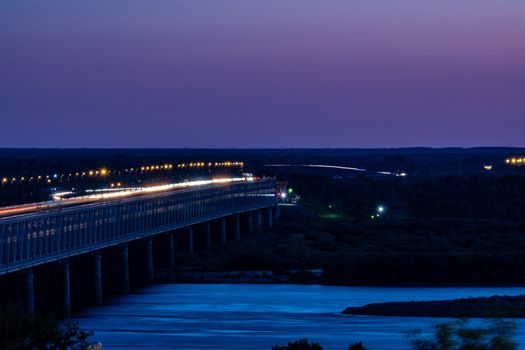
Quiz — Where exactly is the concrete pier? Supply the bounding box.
[93,252,103,304]
[221,219,227,244]
[25,269,35,316]
[235,215,241,240]
[62,260,71,318]
[256,210,262,230]
[168,232,175,268]
[146,238,154,283]
[187,227,194,254]
[204,223,211,249]
[247,212,253,233]
[274,205,280,221]
[119,245,130,294]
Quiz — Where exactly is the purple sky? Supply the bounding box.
[1,1,524,148]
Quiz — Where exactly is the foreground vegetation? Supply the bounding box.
[273,319,517,349]
[0,304,93,350]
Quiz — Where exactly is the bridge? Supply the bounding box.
[0,178,278,317]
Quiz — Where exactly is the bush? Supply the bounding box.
[412,319,517,350]
[272,338,323,350]
[0,303,93,350]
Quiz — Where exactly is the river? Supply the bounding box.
[73,284,525,350]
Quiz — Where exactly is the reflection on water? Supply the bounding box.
[73,284,525,350]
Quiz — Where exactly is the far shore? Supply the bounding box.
[343,295,525,318]
[154,268,525,288]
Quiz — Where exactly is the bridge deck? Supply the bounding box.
[0,179,276,275]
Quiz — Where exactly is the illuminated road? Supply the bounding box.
[0,177,255,219]
[265,164,406,177]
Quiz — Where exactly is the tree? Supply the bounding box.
[412,319,517,350]
[348,342,367,350]
[0,303,93,350]
[272,338,323,350]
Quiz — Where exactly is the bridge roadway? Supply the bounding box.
[0,178,278,317]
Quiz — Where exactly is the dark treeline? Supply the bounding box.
[1,147,524,206]
[188,172,525,285]
[289,173,525,222]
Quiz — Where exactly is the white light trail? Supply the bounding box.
[1,177,255,217]
[53,177,254,201]
[265,164,401,176]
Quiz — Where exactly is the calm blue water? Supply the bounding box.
[73,284,525,350]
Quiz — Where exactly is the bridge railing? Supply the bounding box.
[0,179,276,275]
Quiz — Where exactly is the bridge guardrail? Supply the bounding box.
[0,179,276,275]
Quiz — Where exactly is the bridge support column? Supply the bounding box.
[119,245,130,294]
[267,207,273,229]
[187,227,194,254]
[146,238,154,283]
[25,269,35,316]
[62,260,71,318]
[93,252,103,304]
[256,210,262,231]
[204,223,211,249]
[274,205,280,221]
[220,219,227,244]
[248,212,253,233]
[168,232,175,268]
[234,215,241,240]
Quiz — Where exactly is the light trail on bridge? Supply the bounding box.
[0,176,255,218]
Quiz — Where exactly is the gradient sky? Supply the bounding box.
[1,1,524,148]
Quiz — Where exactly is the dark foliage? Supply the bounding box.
[412,319,517,350]
[348,342,367,350]
[272,338,323,350]
[186,173,525,285]
[0,303,93,350]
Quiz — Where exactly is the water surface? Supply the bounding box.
[73,284,525,350]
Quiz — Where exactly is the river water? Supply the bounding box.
[73,284,525,350]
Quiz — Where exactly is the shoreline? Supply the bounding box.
[343,295,525,318]
[155,268,525,288]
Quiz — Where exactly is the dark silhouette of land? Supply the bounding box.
[343,295,525,318]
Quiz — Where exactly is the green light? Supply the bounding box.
[371,215,375,219]
[288,187,293,193]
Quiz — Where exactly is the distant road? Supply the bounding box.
[265,164,400,176]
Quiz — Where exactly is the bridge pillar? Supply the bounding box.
[62,260,71,318]
[93,252,103,304]
[267,207,273,229]
[119,245,130,294]
[256,210,262,230]
[204,223,211,249]
[25,269,35,316]
[146,238,154,283]
[220,219,227,244]
[274,205,280,221]
[167,232,175,268]
[234,215,241,240]
[247,212,253,233]
[187,227,194,254]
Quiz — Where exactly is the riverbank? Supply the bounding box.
[156,267,525,287]
[155,268,323,284]
[343,294,525,318]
